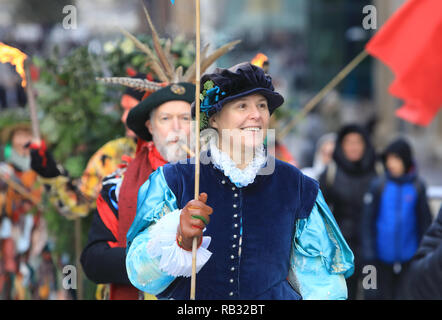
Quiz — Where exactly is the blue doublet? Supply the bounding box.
[158,158,318,299]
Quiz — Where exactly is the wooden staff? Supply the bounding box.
[24,58,40,142]
[74,218,84,300]
[190,0,201,300]
[276,49,369,141]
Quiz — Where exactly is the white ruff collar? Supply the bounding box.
[209,140,267,188]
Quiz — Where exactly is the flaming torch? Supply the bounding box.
[0,42,40,141]
[251,53,269,73]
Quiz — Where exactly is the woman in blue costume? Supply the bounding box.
[125,62,354,300]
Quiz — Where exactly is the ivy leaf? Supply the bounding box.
[200,112,209,131]
[203,80,214,90]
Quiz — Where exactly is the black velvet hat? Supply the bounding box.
[126,82,195,141]
[192,62,284,118]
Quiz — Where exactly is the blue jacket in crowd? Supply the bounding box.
[361,138,432,264]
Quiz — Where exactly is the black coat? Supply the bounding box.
[319,124,380,260]
[80,180,131,286]
[405,206,442,299]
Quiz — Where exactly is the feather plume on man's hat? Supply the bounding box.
[96,3,241,96]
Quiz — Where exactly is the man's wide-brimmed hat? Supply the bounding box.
[126,82,195,142]
[0,122,32,144]
[192,62,284,119]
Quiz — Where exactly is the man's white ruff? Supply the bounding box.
[209,140,267,188]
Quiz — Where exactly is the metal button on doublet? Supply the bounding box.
[231,255,235,259]
[233,204,237,208]
[232,244,236,248]
[234,224,238,228]
[232,187,236,191]
[233,235,238,239]
[231,267,235,271]
[229,292,233,296]
[230,279,234,283]
[234,193,238,197]
[221,180,226,184]
[233,214,238,218]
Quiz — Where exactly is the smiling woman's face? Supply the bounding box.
[209,93,270,151]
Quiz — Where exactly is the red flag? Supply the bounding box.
[366,0,442,126]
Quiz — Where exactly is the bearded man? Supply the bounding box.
[80,83,195,300]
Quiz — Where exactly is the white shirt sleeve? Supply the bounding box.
[145,209,212,277]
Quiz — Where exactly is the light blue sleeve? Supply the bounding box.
[290,189,355,300]
[125,167,178,295]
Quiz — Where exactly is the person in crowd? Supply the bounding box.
[319,124,382,299]
[0,123,45,299]
[361,137,432,299]
[301,133,336,180]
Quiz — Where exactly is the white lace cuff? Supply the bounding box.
[146,209,212,277]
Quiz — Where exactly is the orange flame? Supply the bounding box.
[0,42,28,87]
[251,53,268,69]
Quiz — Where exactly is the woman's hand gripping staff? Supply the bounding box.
[177,193,213,251]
